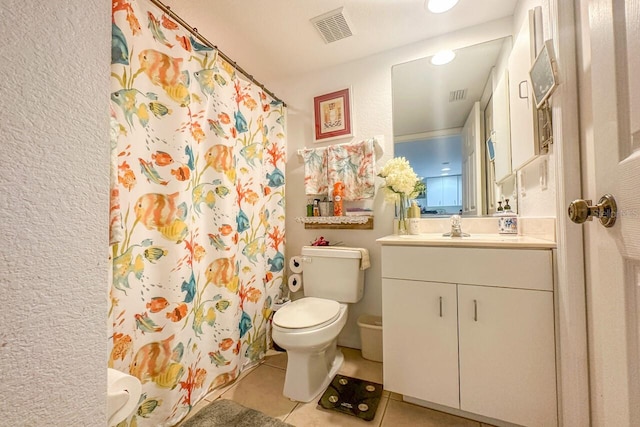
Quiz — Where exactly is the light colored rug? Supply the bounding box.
[181,399,293,427]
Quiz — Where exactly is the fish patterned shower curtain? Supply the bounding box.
[109,1,286,425]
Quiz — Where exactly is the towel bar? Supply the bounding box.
[296,135,385,161]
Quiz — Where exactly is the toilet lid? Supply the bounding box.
[273,297,340,329]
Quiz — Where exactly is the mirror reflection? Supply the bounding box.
[392,37,512,217]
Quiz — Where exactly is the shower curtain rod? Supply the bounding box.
[149,0,287,107]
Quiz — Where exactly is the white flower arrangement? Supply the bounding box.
[378,157,426,203]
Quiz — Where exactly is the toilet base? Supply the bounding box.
[282,341,344,403]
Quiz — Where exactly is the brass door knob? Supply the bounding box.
[568,194,617,228]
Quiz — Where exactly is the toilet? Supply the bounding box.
[272,246,366,402]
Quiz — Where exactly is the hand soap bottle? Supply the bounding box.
[408,201,421,235]
[496,198,518,234]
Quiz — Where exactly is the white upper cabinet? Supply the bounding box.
[492,70,512,183]
[426,176,461,207]
[508,8,539,170]
[461,102,482,215]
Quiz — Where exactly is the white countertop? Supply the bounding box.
[377,233,557,249]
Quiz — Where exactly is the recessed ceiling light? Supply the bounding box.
[426,0,459,14]
[431,50,456,65]
[441,172,450,176]
[441,167,451,172]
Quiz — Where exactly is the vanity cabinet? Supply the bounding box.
[381,245,557,427]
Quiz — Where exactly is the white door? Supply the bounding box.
[576,1,640,424]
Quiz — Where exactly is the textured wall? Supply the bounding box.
[271,18,518,348]
[0,1,110,425]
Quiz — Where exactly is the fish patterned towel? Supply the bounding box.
[302,147,328,195]
[327,138,376,200]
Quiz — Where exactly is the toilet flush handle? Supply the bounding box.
[301,256,312,263]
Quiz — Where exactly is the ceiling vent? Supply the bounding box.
[311,7,354,44]
[449,89,468,102]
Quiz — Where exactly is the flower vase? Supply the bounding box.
[396,194,408,235]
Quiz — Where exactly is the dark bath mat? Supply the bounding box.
[181,399,292,427]
[318,374,383,421]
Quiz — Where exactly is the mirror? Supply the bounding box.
[392,37,513,216]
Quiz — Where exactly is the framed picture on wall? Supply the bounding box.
[313,88,353,142]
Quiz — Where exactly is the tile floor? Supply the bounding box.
[179,347,497,427]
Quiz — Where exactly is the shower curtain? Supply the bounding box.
[109,1,286,425]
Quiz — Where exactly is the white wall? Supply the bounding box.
[271,18,515,348]
[0,1,110,425]
[510,0,557,217]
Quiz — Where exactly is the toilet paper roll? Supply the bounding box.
[288,273,303,293]
[107,368,142,426]
[289,256,303,274]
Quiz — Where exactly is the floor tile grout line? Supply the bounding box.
[377,394,391,427]
[282,401,303,423]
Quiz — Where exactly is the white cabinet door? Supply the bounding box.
[508,9,538,170]
[462,102,482,215]
[382,278,459,408]
[458,285,558,427]
[426,177,443,207]
[426,176,461,207]
[457,175,463,207]
[493,70,512,183]
[442,176,459,205]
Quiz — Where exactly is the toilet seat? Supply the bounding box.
[273,297,340,331]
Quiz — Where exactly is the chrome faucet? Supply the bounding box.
[443,214,470,237]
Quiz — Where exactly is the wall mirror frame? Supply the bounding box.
[392,36,514,217]
[392,7,544,218]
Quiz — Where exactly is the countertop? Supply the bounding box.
[377,233,557,249]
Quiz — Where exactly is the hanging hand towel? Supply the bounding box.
[331,246,370,270]
[327,138,376,201]
[302,147,328,195]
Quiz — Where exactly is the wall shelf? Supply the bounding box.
[296,216,374,230]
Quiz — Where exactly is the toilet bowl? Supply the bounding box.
[272,246,368,402]
[272,298,348,402]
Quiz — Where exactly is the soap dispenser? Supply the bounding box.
[497,198,518,235]
[408,201,421,235]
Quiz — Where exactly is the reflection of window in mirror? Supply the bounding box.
[395,135,462,216]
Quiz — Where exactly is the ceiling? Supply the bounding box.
[161,0,520,181]
[392,37,509,137]
[163,0,519,85]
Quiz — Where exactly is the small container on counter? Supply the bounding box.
[319,200,334,216]
[408,201,421,235]
[313,199,321,216]
[333,182,345,216]
[495,210,518,234]
[306,200,314,217]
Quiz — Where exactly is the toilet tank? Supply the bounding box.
[300,246,365,303]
